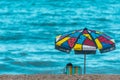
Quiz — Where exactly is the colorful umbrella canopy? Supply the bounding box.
[55,28,115,74]
[55,28,115,54]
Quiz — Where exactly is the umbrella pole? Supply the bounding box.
[84,52,86,74]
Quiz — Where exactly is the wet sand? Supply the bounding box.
[0,75,119,80]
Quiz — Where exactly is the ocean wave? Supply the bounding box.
[0,0,119,74]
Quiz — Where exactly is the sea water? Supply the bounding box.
[0,0,119,74]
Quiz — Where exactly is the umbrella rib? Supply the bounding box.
[87,30,98,49]
[71,30,82,49]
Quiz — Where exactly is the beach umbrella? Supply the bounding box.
[55,28,115,74]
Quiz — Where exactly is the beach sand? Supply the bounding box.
[0,75,119,80]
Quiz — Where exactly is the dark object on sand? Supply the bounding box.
[65,63,73,75]
[65,63,82,75]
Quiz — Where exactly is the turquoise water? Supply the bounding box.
[0,0,120,74]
